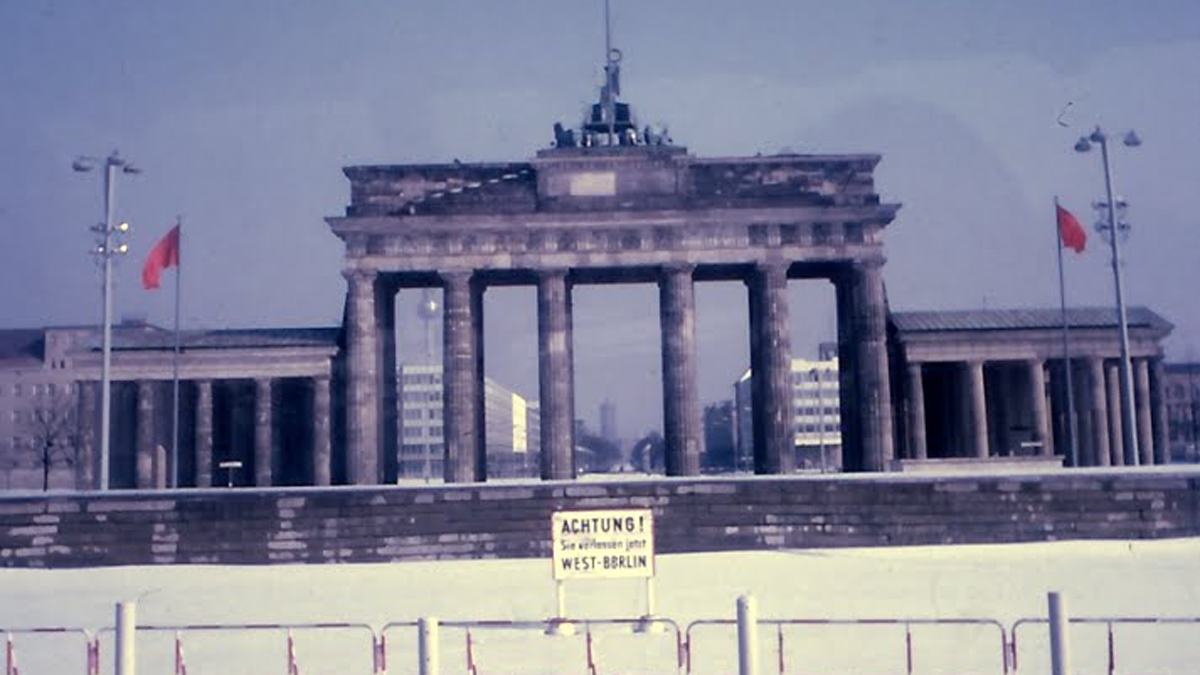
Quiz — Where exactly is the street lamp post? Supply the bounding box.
[1074,126,1141,464]
[74,151,140,490]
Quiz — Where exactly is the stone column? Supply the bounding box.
[835,273,860,470]
[967,361,989,459]
[376,277,400,483]
[344,269,379,484]
[254,378,273,487]
[194,379,213,488]
[851,261,894,471]
[1027,359,1053,457]
[1150,358,1169,465]
[538,269,575,480]
[747,262,794,474]
[1135,358,1154,466]
[1072,361,1094,466]
[136,380,155,489]
[442,271,483,483]
[1106,362,1125,466]
[75,381,98,490]
[987,367,1006,456]
[1087,358,1111,467]
[660,264,702,476]
[907,362,927,460]
[472,280,487,480]
[312,375,332,486]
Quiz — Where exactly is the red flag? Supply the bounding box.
[1056,204,1087,253]
[142,225,181,289]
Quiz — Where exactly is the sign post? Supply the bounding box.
[550,509,657,633]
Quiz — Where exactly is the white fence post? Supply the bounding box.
[737,595,758,675]
[1048,591,1072,675]
[116,601,137,675]
[419,617,439,675]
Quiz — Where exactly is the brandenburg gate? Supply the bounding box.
[327,140,901,483]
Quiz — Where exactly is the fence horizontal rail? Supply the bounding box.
[1010,615,1200,675]
[685,617,1010,675]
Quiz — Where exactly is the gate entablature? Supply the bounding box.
[329,148,898,275]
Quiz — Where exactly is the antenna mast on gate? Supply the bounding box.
[603,0,617,145]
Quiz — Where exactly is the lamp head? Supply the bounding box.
[1074,137,1092,153]
[72,157,95,172]
[122,165,142,175]
[1088,127,1106,144]
[1123,130,1141,147]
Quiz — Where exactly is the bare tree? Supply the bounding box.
[21,387,80,491]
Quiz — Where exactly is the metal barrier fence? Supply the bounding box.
[6,614,1200,674]
[382,618,684,675]
[1,627,97,675]
[1010,616,1200,675]
[685,617,1010,675]
[108,622,385,675]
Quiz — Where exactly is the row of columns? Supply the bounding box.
[905,356,1168,465]
[76,376,332,489]
[1075,357,1166,466]
[344,260,894,484]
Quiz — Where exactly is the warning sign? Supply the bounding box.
[551,509,655,580]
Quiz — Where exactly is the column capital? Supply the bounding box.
[537,267,570,280]
[660,262,696,277]
[438,269,474,285]
[753,260,789,275]
[342,268,377,285]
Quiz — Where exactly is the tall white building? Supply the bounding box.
[734,344,841,471]
[398,363,539,480]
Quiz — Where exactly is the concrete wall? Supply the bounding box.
[2,470,1198,568]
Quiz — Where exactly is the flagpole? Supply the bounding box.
[171,216,182,488]
[1055,197,1079,468]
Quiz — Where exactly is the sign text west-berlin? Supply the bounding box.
[551,509,655,580]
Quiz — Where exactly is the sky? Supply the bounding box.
[2,539,1199,673]
[2,1,1199,440]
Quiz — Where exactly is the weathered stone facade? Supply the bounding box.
[328,147,901,483]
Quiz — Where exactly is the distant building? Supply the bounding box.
[0,322,338,491]
[1163,363,1200,463]
[599,399,618,447]
[734,348,842,472]
[702,400,737,471]
[0,329,84,490]
[398,363,539,480]
[889,307,1173,467]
